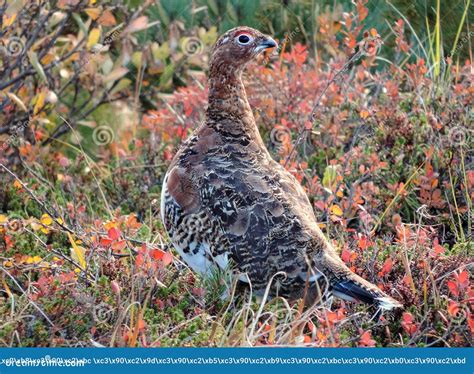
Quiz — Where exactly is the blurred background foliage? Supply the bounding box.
[145,0,473,59]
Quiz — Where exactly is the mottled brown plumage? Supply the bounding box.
[161,26,402,311]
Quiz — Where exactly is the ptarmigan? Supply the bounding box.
[161,26,402,311]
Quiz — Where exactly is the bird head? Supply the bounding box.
[209,26,278,75]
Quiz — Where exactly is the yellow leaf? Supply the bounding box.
[2,277,12,298]
[33,256,42,264]
[13,180,22,189]
[132,51,143,68]
[2,13,17,28]
[30,220,41,231]
[67,233,86,270]
[40,227,50,234]
[84,7,101,20]
[87,27,101,49]
[33,91,46,115]
[40,213,53,226]
[104,221,117,230]
[330,204,343,217]
[40,53,55,65]
[4,260,13,268]
[0,215,7,224]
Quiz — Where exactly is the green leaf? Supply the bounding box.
[151,42,170,61]
[28,51,47,83]
[131,51,143,68]
[109,78,132,96]
[322,165,338,192]
[72,13,88,35]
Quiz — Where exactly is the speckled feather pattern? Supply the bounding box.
[161,27,402,310]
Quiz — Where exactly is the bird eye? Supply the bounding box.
[237,34,252,45]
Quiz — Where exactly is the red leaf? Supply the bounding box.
[401,312,418,335]
[447,280,459,297]
[107,227,121,241]
[457,271,469,289]
[111,240,127,251]
[111,280,121,295]
[162,252,173,266]
[432,238,445,257]
[135,253,144,267]
[379,258,393,276]
[100,237,113,246]
[468,316,474,334]
[447,301,459,317]
[402,312,413,324]
[151,249,164,260]
[341,248,351,263]
[358,330,376,347]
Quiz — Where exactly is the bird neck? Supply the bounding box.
[206,68,262,141]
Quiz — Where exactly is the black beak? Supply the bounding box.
[260,38,278,48]
[255,37,278,53]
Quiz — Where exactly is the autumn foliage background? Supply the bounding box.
[0,0,472,347]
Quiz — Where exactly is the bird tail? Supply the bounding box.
[332,273,402,311]
[322,252,402,311]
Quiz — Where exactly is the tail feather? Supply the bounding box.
[332,279,375,304]
[332,277,402,311]
[322,253,402,311]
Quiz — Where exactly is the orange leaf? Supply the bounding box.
[370,28,379,37]
[13,179,23,190]
[98,9,116,26]
[360,109,370,119]
[137,319,146,331]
